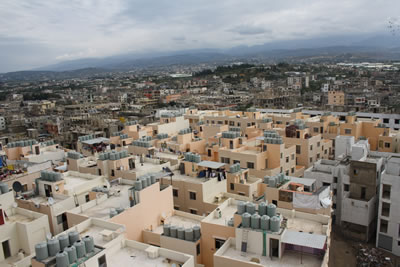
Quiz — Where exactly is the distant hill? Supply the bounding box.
[0,68,111,82]
[2,33,400,82]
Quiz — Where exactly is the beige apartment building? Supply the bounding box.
[218,130,301,178]
[16,170,109,235]
[282,120,333,169]
[328,90,345,106]
[0,189,51,267]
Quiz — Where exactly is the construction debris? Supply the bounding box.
[356,244,392,267]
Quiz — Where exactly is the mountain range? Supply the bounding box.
[1,34,400,81]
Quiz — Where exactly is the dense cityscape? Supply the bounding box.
[2,1,400,267]
[0,60,399,267]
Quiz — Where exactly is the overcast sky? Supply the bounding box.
[0,0,399,72]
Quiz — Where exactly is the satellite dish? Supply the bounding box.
[46,233,52,240]
[12,202,18,208]
[48,197,55,206]
[12,181,23,193]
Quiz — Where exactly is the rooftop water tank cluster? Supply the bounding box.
[92,187,109,194]
[125,120,138,126]
[197,121,205,125]
[35,232,95,267]
[134,174,157,191]
[293,119,306,130]
[41,171,63,182]
[163,224,201,242]
[264,173,287,188]
[78,135,95,142]
[263,130,283,144]
[178,128,192,135]
[161,112,181,118]
[222,131,240,139]
[7,139,38,148]
[132,136,151,147]
[229,127,241,132]
[184,152,201,163]
[67,151,82,160]
[156,133,169,139]
[109,207,125,218]
[42,140,56,146]
[99,150,128,161]
[0,182,9,194]
[229,163,241,173]
[119,134,129,139]
[238,201,281,232]
[111,131,122,137]
[140,136,152,141]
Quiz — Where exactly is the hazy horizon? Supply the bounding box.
[1,0,400,72]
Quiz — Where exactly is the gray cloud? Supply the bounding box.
[228,25,272,35]
[0,0,399,72]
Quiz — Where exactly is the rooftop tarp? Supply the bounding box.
[197,161,225,169]
[81,137,110,145]
[282,230,326,249]
[289,177,315,187]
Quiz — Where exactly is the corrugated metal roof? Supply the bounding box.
[197,161,225,169]
[81,137,110,145]
[289,177,315,187]
[282,230,326,249]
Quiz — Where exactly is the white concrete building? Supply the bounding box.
[304,159,350,224]
[376,156,400,256]
[0,117,6,131]
[0,190,51,267]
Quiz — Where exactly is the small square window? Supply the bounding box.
[247,162,254,169]
[173,189,179,197]
[344,184,350,191]
[190,209,197,215]
[189,192,196,200]
[345,129,351,134]
[197,244,201,255]
[230,183,235,190]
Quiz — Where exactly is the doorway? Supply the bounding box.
[2,240,11,259]
[35,146,40,155]
[270,238,279,257]
[44,184,52,197]
[215,238,225,250]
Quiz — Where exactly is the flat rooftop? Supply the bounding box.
[107,246,183,267]
[156,152,180,160]
[28,195,63,205]
[79,184,132,220]
[286,217,324,235]
[220,245,322,267]
[167,171,208,184]
[154,214,201,234]
[205,202,237,226]
[79,225,114,247]
[6,213,34,224]
[63,176,92,191]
